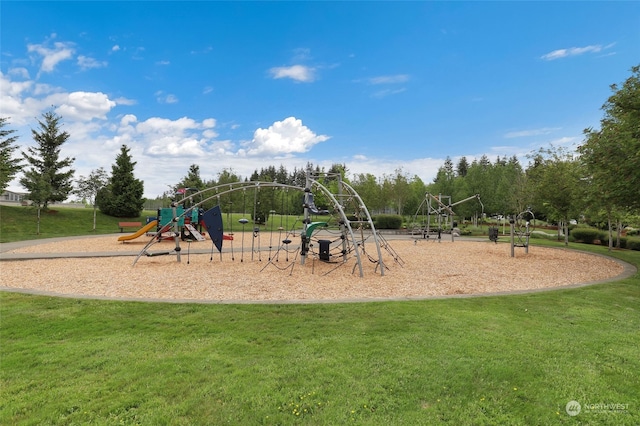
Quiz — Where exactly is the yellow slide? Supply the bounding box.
[117,220,158,242]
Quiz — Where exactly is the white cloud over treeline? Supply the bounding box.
[540,43,615,60]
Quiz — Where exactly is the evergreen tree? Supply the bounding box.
[20,110,75,208]
[176,164,205,191]
[456,156,469,177]
[97,145,145,217]
[431,156,456,197]
[0,117,22,192]
[275,165,289,184]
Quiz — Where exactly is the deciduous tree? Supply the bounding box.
[527,146,584,245]
[580,64,640,213]
[75,167,108,231]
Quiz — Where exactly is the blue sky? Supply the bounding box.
[1,1,638,198]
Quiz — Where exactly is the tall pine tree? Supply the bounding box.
[0,117,22,192]
[97,145,145,217]
[20,110,75,209]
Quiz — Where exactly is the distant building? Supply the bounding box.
[1,190,28,203]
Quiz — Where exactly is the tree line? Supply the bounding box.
[1,66,638,241]
[0,110,144,231]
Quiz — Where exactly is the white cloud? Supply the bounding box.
[114,96,137,106]
[367,74,410,85]
[136,116,199,134]
[240,117,330,156]
[203,129,218,139]
[356,74,409,98]
[111,45,121,52]
[504,127,560,138]
[269,65,316,82]
[146,136,204,156]
[77,55,107,70]
[548,136,580,147]
[0,71,33,97]
[8,67,30,79]
[27,37,76,74]
[540,44,613,61]
[292,48,312,62]
[343,155,443,185]
[108,116,223,159]
[190,46,213,55]
[32,83,56,96]
[371,88,406,99]
[54,91,116,121]
[0,71,46,124]
[120,114,137,127]
[155,91,178,104]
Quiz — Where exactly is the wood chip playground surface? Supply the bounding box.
[0,234,632,304]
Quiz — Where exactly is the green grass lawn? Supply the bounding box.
[1,206,639,424]
[0,204,315,243]
[0,205,158,243]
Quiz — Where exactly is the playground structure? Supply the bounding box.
[132,169,403,277]
[410,193,483,242]
[508,209,535,257]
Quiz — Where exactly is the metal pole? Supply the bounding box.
[301,169,311,266]
[510,216,515,258]
[172,202,181,262]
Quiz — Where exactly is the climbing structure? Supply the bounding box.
[411,193,483,242]
[509,209,535,257]
[133,168,400,277]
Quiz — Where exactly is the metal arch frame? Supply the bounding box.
[133,177,387,277]
[133,181,301,266]
[303,177,367,276]
[303,169,387,276]
[339,180,386,275]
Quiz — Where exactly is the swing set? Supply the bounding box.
[133,169,403,277]
[410,193,483,242]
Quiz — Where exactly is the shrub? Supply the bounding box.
[596,234,631,248]
[618,237,628,249]
[374,214,403,229]
[627,238,640,251]
[570,228,602,244]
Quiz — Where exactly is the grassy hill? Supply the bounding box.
[0,204,155,243]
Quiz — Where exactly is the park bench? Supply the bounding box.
[118,221,142,232]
